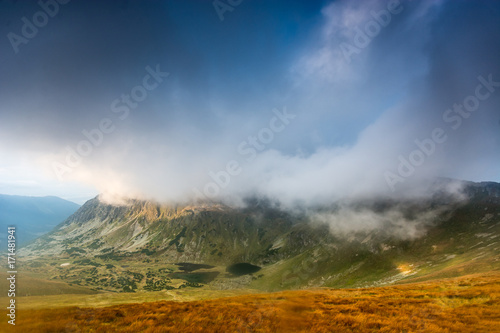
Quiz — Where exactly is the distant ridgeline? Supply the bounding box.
[0,194,80,248]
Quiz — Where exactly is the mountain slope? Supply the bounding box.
[22,199,295,264]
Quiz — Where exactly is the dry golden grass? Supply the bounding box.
[4,273,500,332]
[0,272,98,297]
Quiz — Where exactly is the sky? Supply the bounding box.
[0,0,499,206]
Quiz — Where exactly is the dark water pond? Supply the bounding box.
[169,271,220,284]
[175,262,215,272]
[226,263,261,276]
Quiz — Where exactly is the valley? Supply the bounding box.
[4,180,498,331]
[15,181,500,293]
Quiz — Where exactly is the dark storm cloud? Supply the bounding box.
[0,0,204,143]
[0,0,498,207]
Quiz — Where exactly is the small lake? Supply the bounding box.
[175,262,215,272]
[226,263,261,276]
[169,271,220,284]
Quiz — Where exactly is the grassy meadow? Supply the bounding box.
[2,272,499,332]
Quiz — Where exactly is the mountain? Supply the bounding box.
[0,194,80,247]
[20,181,500,293]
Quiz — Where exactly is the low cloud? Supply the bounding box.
[309,199,459,240]
[0,0,499,215]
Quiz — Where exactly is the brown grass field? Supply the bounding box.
[4,273,500,332]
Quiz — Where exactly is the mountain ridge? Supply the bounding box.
[0,194,80,246]
[19,180,500,292]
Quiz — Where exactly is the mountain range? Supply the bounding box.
[17,179,500,294]
[0,194,80,247]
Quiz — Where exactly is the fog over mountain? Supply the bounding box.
[0,0,498,209]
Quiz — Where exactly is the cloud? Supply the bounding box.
[311,204,450,240]
[0,0,499,212]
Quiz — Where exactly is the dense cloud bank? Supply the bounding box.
[0,0,498,208]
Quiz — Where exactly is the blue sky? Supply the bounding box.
[0,0,499,205]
